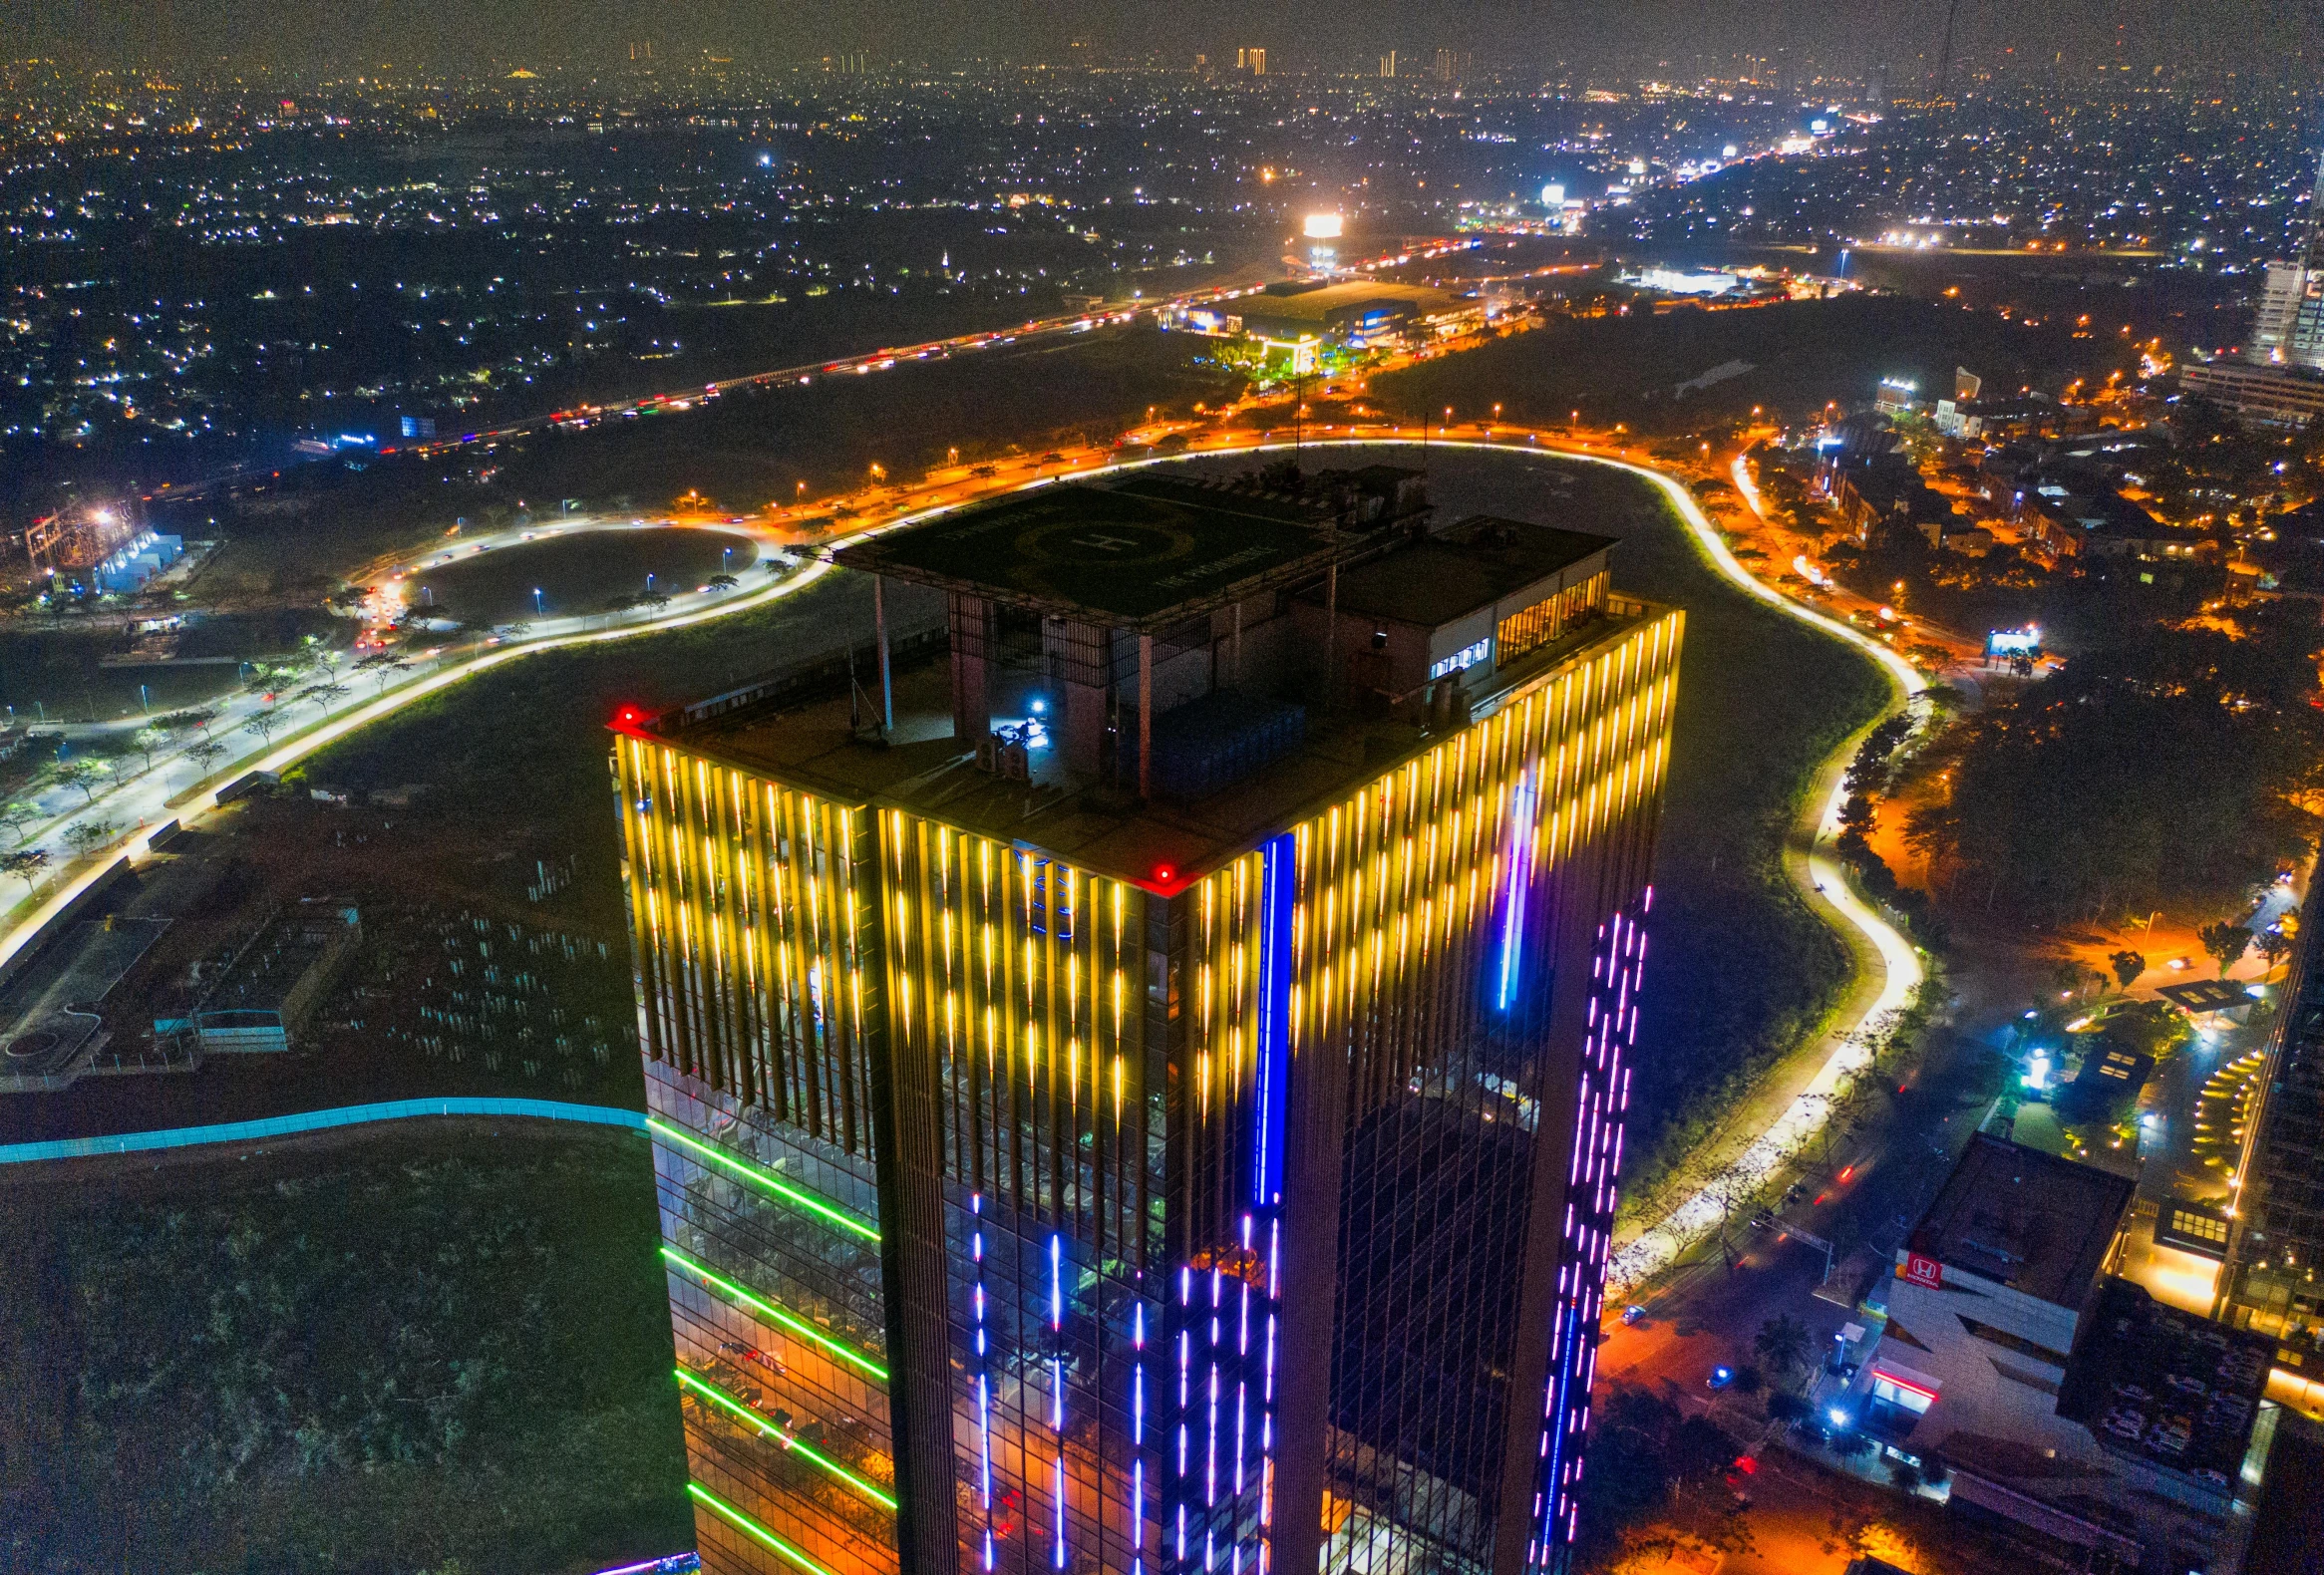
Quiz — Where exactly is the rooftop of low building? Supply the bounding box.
[1907,1133,2137,1309]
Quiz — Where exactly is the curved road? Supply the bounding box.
[6,426,1927,1285]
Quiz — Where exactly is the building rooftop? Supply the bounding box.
[833,475,1360,630]
[1321,516,1614,627]
[1235,278,1465,326]
[645,470,1668,892]
[640,585,1663,893]
[1907,1133,2137,1308]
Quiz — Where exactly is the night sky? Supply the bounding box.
[14,0,2324,81]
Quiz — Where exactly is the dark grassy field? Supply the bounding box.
[1374,292,2132,436]
[151,323,1242,609]
[0,1122,690,1575]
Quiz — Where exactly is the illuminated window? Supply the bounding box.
[1494,571,1608,667]
[1429,637,1489,680]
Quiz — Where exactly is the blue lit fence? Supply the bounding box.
[0,1097,646,1165]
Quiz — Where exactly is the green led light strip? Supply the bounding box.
[676,1368,899,1512]
[688,1481,838,1575]
[648,1117,881,1245]
[660,1245,890,1382]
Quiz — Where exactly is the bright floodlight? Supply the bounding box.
[1303,213,1343,239]
[1541,182,1565,206]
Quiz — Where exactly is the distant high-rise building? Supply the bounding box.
[613,473,1682,1575]
[1434,48,1471,83]
[2248,151,2324,370]
[1240,46,1267,75]
[2218,860,2324,1346]
[1380,50,1397,79]
[628,40,652,62]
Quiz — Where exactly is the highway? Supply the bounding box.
[123,237,1484,511]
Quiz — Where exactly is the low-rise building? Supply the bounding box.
[1841,1134,2286,1572]
[1858,1134,2136,1463]
[2180,361,2324,428]
[2020,487,2207,565]
[1166,279,1486,369]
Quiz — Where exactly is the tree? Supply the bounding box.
[354,652,401,693]
[185,738,227,777]
[2199,921,2253,978]
[706,572,740,592]
[131,724,173,772]
[2053,958,2095,999]
[2,847,49,891]
[1754,1314,1816,1383]
[52,759,108,805]
[1705,1169,1763,1272]
[0,801,37,841]
[62,820,117,856]
[1907,626,2324,922]
[298,683,351,717]
[2256,929,2295,976]
[2109,949,2147,990]
[244,710,283,747]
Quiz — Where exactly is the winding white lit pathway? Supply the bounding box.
[4,428,1928,1284]
[1182,435,1929,1294]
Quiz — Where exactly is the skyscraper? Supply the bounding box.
[2247,150,2324,369]
[613,469,1681,1575]
[2217,859,2324,1354]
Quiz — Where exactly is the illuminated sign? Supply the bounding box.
[1902,1253,1943,1289]
[1540,182,1565,207]
[1302,213,1343,239]
[1986,626,2042,656]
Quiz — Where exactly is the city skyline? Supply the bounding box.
[16,0,2324,83]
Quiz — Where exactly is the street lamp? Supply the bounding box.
[533,587,544,615]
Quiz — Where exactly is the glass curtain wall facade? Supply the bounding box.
[614,608,1681,1575]
[2219,870,2324,1360]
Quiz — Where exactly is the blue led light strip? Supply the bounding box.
[1252,832,1295,1206]
[1495,775,1538,1011]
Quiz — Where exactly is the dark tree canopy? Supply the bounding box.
[1909,628,2324,921]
